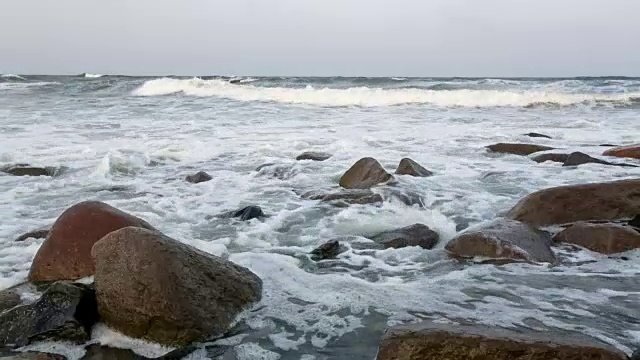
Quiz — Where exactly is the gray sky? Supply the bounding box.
[1,0,638,77]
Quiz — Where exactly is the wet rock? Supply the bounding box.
[14,226,50,242]
[631,348,640,360]
[524,132,552,139]
[506,179,640,226]
[376,321,629,360]
[92,227,262,346]
[603,143,640,159]
[80,344,198,360]
[531,153,570,163]
[302,189,383,207]
[600,144,619,147]
[310,240,344,260]
[28,201,155,283]
[295,151,332,161]
[220,205,265,220]
[630,215,640,229]
[0,290,21,313]
[562,151,631,167]
[185,171,212,184]
[0,282,98,348]
[394,158,433,177]
[486,143,555,156]
[444,218,555,263]
[369,224,439,250]
[254,163,298,180]
[0,352,67,360]
[339,157,394,189]
[553,222,640,254]
[1,165,59,177]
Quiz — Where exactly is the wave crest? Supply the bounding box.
[132,78,640,108]
[0,74,26,80]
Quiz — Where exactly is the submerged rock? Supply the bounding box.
[220,205,265,220]
[310,240,343,260]
[603,143,640,159]
[80,344,198,360]
[28,201,155,283]
[0,282,98,348]
[486,143,555,156]
[376,321,629,360]
[14,226,50,242]
[369,224,439,250]
[92,227,262,346]
[254,163,299,180]
[553,222,640,254]
[295,151,332,161]
[1,165,60,177]
[339,157,393,189]
[185,171,212,184]
[506,179,640,226]
[524,132,552,139]
[562,151,635,167]
[302,189,383,207]
[531,153,570,163]
[0,352,67,360]
[394,158,433,177]
[444,218,555,263]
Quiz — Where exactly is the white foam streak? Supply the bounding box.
[132,78,640,107]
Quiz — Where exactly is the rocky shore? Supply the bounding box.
[1,142,639,359]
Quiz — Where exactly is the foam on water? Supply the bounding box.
[132,77,640,107]
[0,74,26,80]
[0,76,639,358]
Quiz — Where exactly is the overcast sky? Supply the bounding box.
[1,0,638,77]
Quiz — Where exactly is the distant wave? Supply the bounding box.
[0,74,26,80]
[132,77,640,108]
[82,73,103,78]
[391,77,407,81]
[0,82,60,90]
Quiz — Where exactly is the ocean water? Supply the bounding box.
[1,74,639,359]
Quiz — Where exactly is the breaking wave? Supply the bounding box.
[132,77,640,108]
[0,74,26,80]
[82,73,104,78]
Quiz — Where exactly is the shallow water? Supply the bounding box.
[1,75,639,359]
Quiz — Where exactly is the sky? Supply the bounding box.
[1,0,638,77]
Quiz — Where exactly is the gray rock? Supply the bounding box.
[486,143,555,156]
[376,321,629,360]
[92,227,263,346]
[445,218,555,263]
[302,189,383,207]
[369,224,439,250]
[310,240,344,260]
[220,205,265,220]
[524,132,552,139]
[185,171,212,184]
[0,282,98,348]
[0,290,21,314]
[295,152,332,161]
[13,226,50,242]
[1,165,59,177]
[394,158,433,177]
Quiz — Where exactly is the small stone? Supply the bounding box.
[295,152,332,161]
[310,240,342,260]
[231,206,265,221]
[524,132,552,139]
[185,171,212,184]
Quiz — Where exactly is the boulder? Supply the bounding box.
[553,222,640,254]
[310,240,344,260]
[376,321,628,360]
[486,143,555,156]
[302,189,383,207]
[531,153,569,164]
[603,144,640,159]
[28,201,155,283]
[0,282,98,348]
[394,158,433,177]
[295,152,332,161]
[185,171,212,184]
[506,179,640,227]
[1,165,58,177]
[221,205,265,220]
[92,227,262,346]
[562,151,635,167]
[524,132,552,139]
[444,219,555,263]
[369,224,439,250]
[339,158,393,189]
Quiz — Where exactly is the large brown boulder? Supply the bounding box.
[376,321,628,360]
[506,179,640,227]
[28,201,155,283]
[92,227,262,346]
[339,158,393,189]
[444,219,555,263]
[553,222,640,254]
[487,143,554,156]
[603,144,640,159]
[394,158,433,177]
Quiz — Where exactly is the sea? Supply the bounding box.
[1,73,639,359]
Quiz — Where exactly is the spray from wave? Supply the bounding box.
[132,77,640,108]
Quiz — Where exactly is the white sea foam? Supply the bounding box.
[132,77,640,107]
[0,74,26,80]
